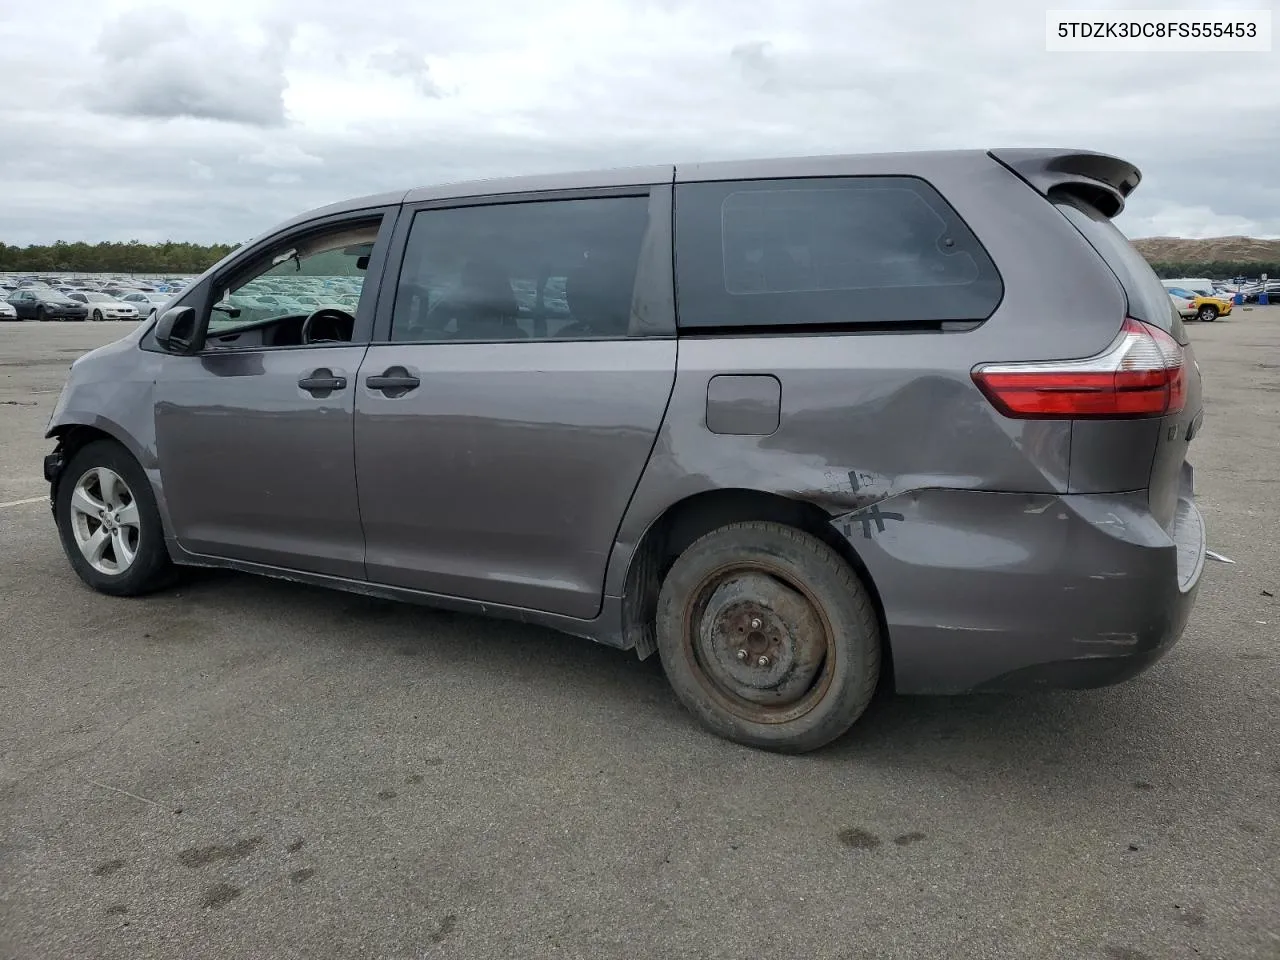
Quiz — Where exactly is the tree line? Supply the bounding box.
[1148,261,1278,280]
[0,241,239,276]
[2,241,1277,282]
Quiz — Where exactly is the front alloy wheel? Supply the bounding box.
[69,467,140,575]
[54,439,175,595]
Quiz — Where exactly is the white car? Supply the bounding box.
[1168,291,1197,320]
[66,292,140,321]
[0,300,17,321]
[117,291,172,318]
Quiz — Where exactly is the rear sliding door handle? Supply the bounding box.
[366,368,421,397]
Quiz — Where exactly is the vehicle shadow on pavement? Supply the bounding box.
[164,567,1211,788]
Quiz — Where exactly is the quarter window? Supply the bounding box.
[674,176,1003,329]
[390,195,652,342]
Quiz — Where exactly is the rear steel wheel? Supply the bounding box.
[683,561,834,724]
[657,521,881,753]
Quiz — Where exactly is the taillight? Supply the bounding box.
[972,317,1186,419]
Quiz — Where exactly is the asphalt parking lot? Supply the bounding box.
[2,314,1278,960]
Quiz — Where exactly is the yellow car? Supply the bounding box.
[1167,287,1233,322]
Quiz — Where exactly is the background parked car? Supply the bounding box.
[1168,290,1198,320]
[117,291,171,318]
[65,292,141,321]
[1167,286,1231,321]
[6,289,89,321]
[0,300,17,321]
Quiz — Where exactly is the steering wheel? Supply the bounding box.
[301,308,356,344]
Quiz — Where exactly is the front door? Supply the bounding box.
[354,190,677,618]
[154,209,396,579]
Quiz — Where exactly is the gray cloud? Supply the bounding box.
[730,41,778,91]
[1,0,1277,245]
[88,6,292,127]
[372,45,445,98]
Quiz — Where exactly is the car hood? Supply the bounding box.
[70,320,150,370]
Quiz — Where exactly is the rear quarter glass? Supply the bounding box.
[673,176,1004,330]
[1054,199,1187,343]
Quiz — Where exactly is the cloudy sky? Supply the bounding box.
[1,0,1277,245]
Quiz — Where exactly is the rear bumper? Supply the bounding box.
[833,487,1205,694]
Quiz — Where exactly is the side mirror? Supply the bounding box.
[155,306,202,355]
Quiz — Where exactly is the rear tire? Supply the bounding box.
[36,306,47,322]
[1197,305,1218,322]
[54,440,175,597]
[656,521,881,753]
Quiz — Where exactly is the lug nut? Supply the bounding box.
[736,649,748,661]
[750,617,762,630]
[757,655,770,667]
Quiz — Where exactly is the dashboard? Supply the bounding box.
[204,309,355,351]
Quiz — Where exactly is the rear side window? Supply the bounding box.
[674,176,1003,330]
[1054,199,1178,334]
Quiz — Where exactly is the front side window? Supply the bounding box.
[390,195,652,342]
[209,219,382,336]
[674,176,1003,329]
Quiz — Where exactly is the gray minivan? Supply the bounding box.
[44,148,1205,752]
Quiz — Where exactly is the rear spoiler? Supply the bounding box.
[987,148,1142,218]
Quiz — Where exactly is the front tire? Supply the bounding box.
[656,521,881,753]
[1197,305,1218,322]
[54,440,175,596]
[36,306,47,322]
[92,309,103,321]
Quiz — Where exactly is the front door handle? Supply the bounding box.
[298,369,347,396]
[366,367,421,398]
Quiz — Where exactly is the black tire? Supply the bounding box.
[1197,305,1218,322]
[656,521,881,753]
[54,439,175,597]
[36,306,47,322]
[92,309,103,322]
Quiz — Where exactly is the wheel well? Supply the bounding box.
[48,425,120,495]
[621,488,892,681]
[51,424,118,460]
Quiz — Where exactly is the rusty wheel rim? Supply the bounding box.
[680,560,836,725]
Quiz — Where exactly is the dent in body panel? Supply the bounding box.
[614,333,1071,549]
[829,487,1188,693]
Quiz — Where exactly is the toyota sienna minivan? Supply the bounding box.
[44,148,1205,752]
